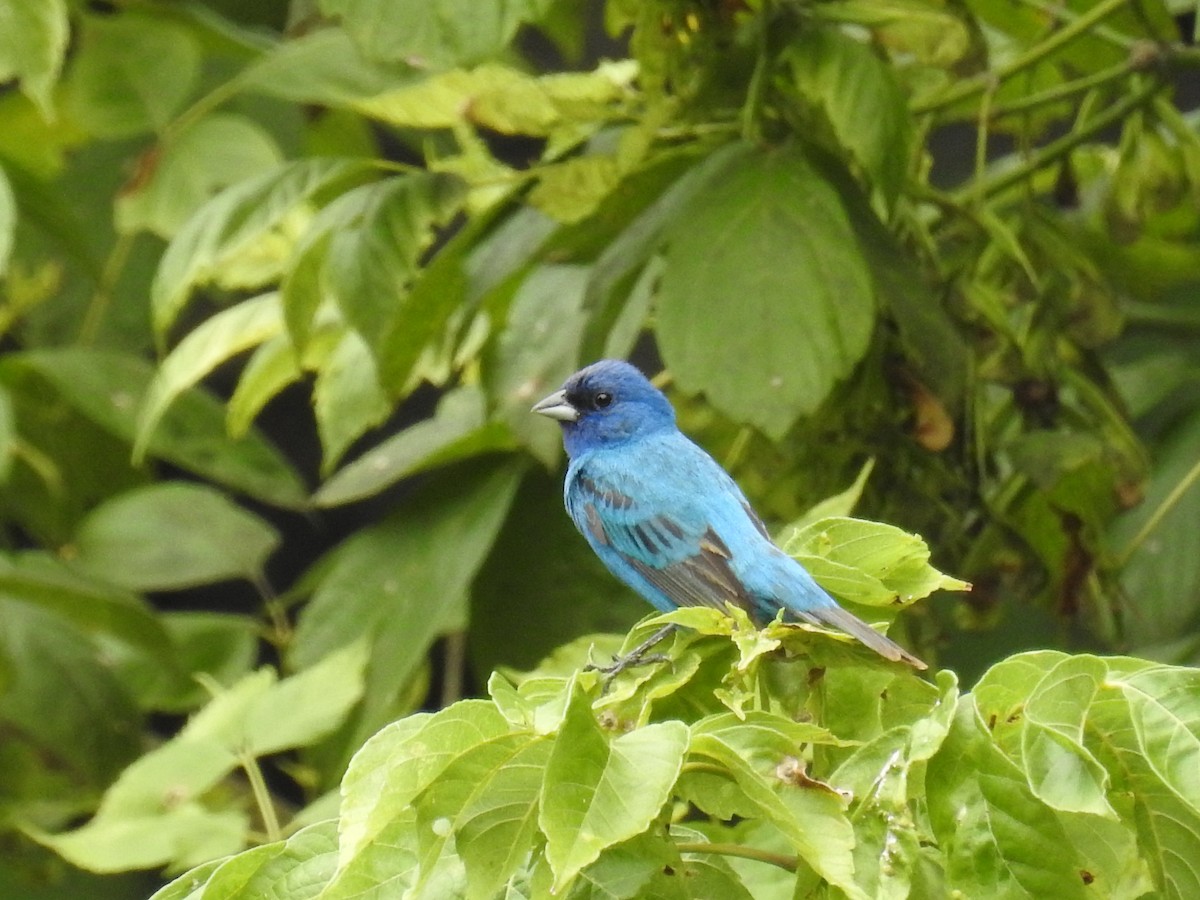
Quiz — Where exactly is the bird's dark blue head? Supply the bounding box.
[532,360,676,458]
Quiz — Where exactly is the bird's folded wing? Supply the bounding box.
[570,469,757,615]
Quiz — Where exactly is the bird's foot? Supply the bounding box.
[586,624,677,689]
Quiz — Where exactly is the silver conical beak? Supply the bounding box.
[531,389,579,422]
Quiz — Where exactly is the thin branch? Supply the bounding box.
[675,841,799,873]
[240,752,282,844]
[912,0,1131,115]
[954,77,1161,201]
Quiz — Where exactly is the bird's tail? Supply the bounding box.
[800,604,927,670]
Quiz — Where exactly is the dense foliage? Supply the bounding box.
[0,0,1198,897]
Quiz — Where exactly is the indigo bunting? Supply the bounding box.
[533,360,925,669]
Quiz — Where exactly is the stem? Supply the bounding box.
[1117,456,1200,567]
[956,77,1161,200]
[78,231,135,345]
[740,0,771,142]
[675,841,799,873]
[912,0,1131,115]
[439,630,467,708]
[240,752,282,844]
[986,61,1131,120]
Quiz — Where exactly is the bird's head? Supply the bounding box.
[532,360,676,457]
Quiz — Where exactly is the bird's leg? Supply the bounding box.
[586,623,678,683]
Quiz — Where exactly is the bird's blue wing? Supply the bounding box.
[565,455,758,616]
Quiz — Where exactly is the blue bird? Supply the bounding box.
[532,360,925,669]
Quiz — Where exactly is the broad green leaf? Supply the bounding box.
[686,715,863,899]
[11,349,307,509]
[149,859,224,900]
[227,333,302,438]
[782,516,969,606]
[116,113,284,238]
[321,173,465,359]
[539,683,688,891]
[0,0,68,117]
[237,27,406,107]
[152,157,375,337]
[293,463,522,753]
[0,552,171,659]
[44,645,365,874]
[37,804,249,875]
[489,263,590,465]
[657,142,876,439]
[1112,409,1200,647]
[168,820,339,899]
[1020,655,1116,817]
[785,27,911,206]
[314,386,513,507]
[135,293,285,462]
[0,600,142,790]
[414,734,552,899]
[63,11,200,138]
[318,0,549,69]
[106,611,258,712]
[1087,663,1200,898]
[312,328,391,472]
[927,704,1090,899]
[0,162,14,277]
[70,482,280,591]
[338,700,512,865]
[241,640,369,758]
[569,831,685,900]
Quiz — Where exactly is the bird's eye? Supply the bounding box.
[593,391,613,409]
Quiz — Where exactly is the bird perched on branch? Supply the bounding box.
[532,359,925,670]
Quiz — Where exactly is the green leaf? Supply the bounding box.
[0,552,172,660]
[11,349,308,509]
[1090,664,1200,897]
[226,333,302,438]
[321,173,465,360]
[784,27,911,206]
[314,385,513,507]
[657,142,876,439]
[116,113,284,238]
[152,157,374,337]
[165,820,339,899]
[927,703,1091,899]
[1020,654,1116,817]
[311,329,391,473]
[70,482,280,592]
[338,700,512,864]
[0,600,142,791]
[135,293,285,462]
[414,734,553,899]
[63,11,200,138]
[292,463,522,751]
[782,516,969,606]
[42,644,366,874]
[540,682,688,891]
[489,263,591,465]
[0,0,68,117]
[686,712,863,899]
[0,161,15,277]
[237,27,404,107]
[318,0,550,69]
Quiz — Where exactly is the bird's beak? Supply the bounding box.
[531,389,579,422]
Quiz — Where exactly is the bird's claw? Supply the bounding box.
[585,623,678,691]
